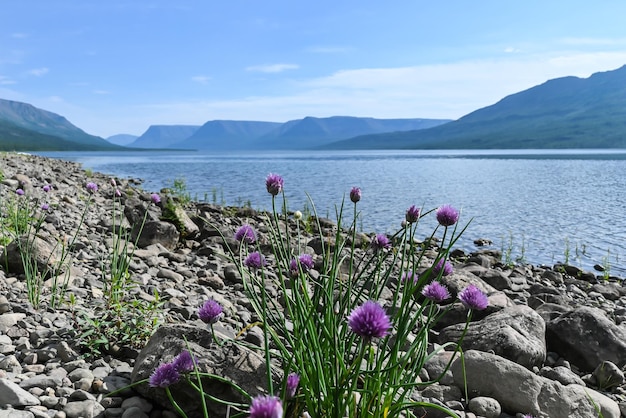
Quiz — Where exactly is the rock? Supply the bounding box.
[546,306,626,371]
[2,234,64,276]
[467,396,501,418]
[134,221,180,249]
[0,378,41,406]
[592,361,625,390]
[439,305,546,368]
[451,350,620,418]
[131,324,271,418]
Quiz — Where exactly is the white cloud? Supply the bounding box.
[191,75,211,84]
[246,63,299,73]
[0,75,16,85]
[28,67,49,77]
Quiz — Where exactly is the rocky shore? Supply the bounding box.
[1,152,626,418]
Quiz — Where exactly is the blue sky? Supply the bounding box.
[2,1,626,138]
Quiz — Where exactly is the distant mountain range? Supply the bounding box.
[106,134,138,146]
[2,64,626,151]
[126,117,450,150]
[328,64,626,149]
[0,98,121,151]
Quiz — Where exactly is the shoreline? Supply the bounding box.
[2,152,626,417]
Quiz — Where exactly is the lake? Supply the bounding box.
[37,149,626,276]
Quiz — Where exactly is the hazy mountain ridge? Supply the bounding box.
[0,98,120,150]
[327,65,626,149]
[175,120,282,149]
[129,125,201,148]
[106,134,138,146]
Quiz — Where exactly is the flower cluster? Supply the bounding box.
[86,182,98,193]
[235,224,257,244]
[458,284,489,310]
[249,395,283,418]
[436,204,459,226]
[149,350,196,388]
[350,186,361,203]
[244,251,267,270]
[422,281,450,303]
[198,299,223,324]
[266,173,284,196]
[289,254,314,277]
[348,300,391,340]
[405,205,420,223]
[432,259,454,277]
[371,233,391,251]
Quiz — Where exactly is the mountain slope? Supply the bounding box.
[328,65,626,149]
[175,120,282,149]
[129,125,201,148]
[254,116,452,149]
[106,134,138,146]
[0,98,119,150]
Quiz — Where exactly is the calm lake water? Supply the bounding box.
[37,149,626,276]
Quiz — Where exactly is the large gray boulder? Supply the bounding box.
[546,306,626,372]
[450,350,619,418]
[439,304,546,368]
[131,324,272,418]
[1,234,63,276]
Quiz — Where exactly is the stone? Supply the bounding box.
[450,350,620,418]
[546,306,626,371]
[0,378,41,406]
[439,305,546,368]
[592,361,624,390]
[131,324,272,418]
[467,396,501,418]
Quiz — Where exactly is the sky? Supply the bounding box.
[2,1,626,138]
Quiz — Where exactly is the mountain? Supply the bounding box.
[328,65,626,149]
[129,125,201,148]
[254,116,452,149]
[174,120,282,150]
[0,98,122,151]
[106,134,138,146]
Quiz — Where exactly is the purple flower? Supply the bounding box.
[171,350,195,373]
[436,204,459,227]
[42,184,51,192]
[422,281,451,303]
[405,205,420,223]
[371,233,391,251]
[244,251,266,270]
[110,178,117,187]
[289,254,314,276]
[432,259,454,277]
[150,193,161,204]
[350,187,361,203]
[459,285,489,310]
[114,189,122,197]
[198,299,223,324]
[348,300,392,340]
[249,395,283,418]
[265,173,284,196]
[86,182,98,193]
[41,203,50,211]
[400,271,417,284]
[285,372,300,399]
[234,224,256,244]
[15,188,24,196]
[149,362,180,388]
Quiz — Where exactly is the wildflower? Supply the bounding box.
[42,184,51,192]
[436,204,459,227]
[422,281,451,303]
[349,186,361,203]
[115,189,122,197]
[250,395,283,418]
[86,182,98,193]
[293,210,303,220]
[459,285,489,310]
[371,233,391,251]
[41,203,50,211]
[15,188,25,196]
[265,173,284,196]
[400,271,417,284]
[348,300,391,340]
[285,372,300,399]
[171,350,195,373]
[289,254,314,276]
[432,259,454,277]
[150,193,161,204]
[405,205,420,223]
[198,299,223,324]
[244,251,266,269]
[234,224,256,244]
[110,178,117,187]
[149,362,180,388]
